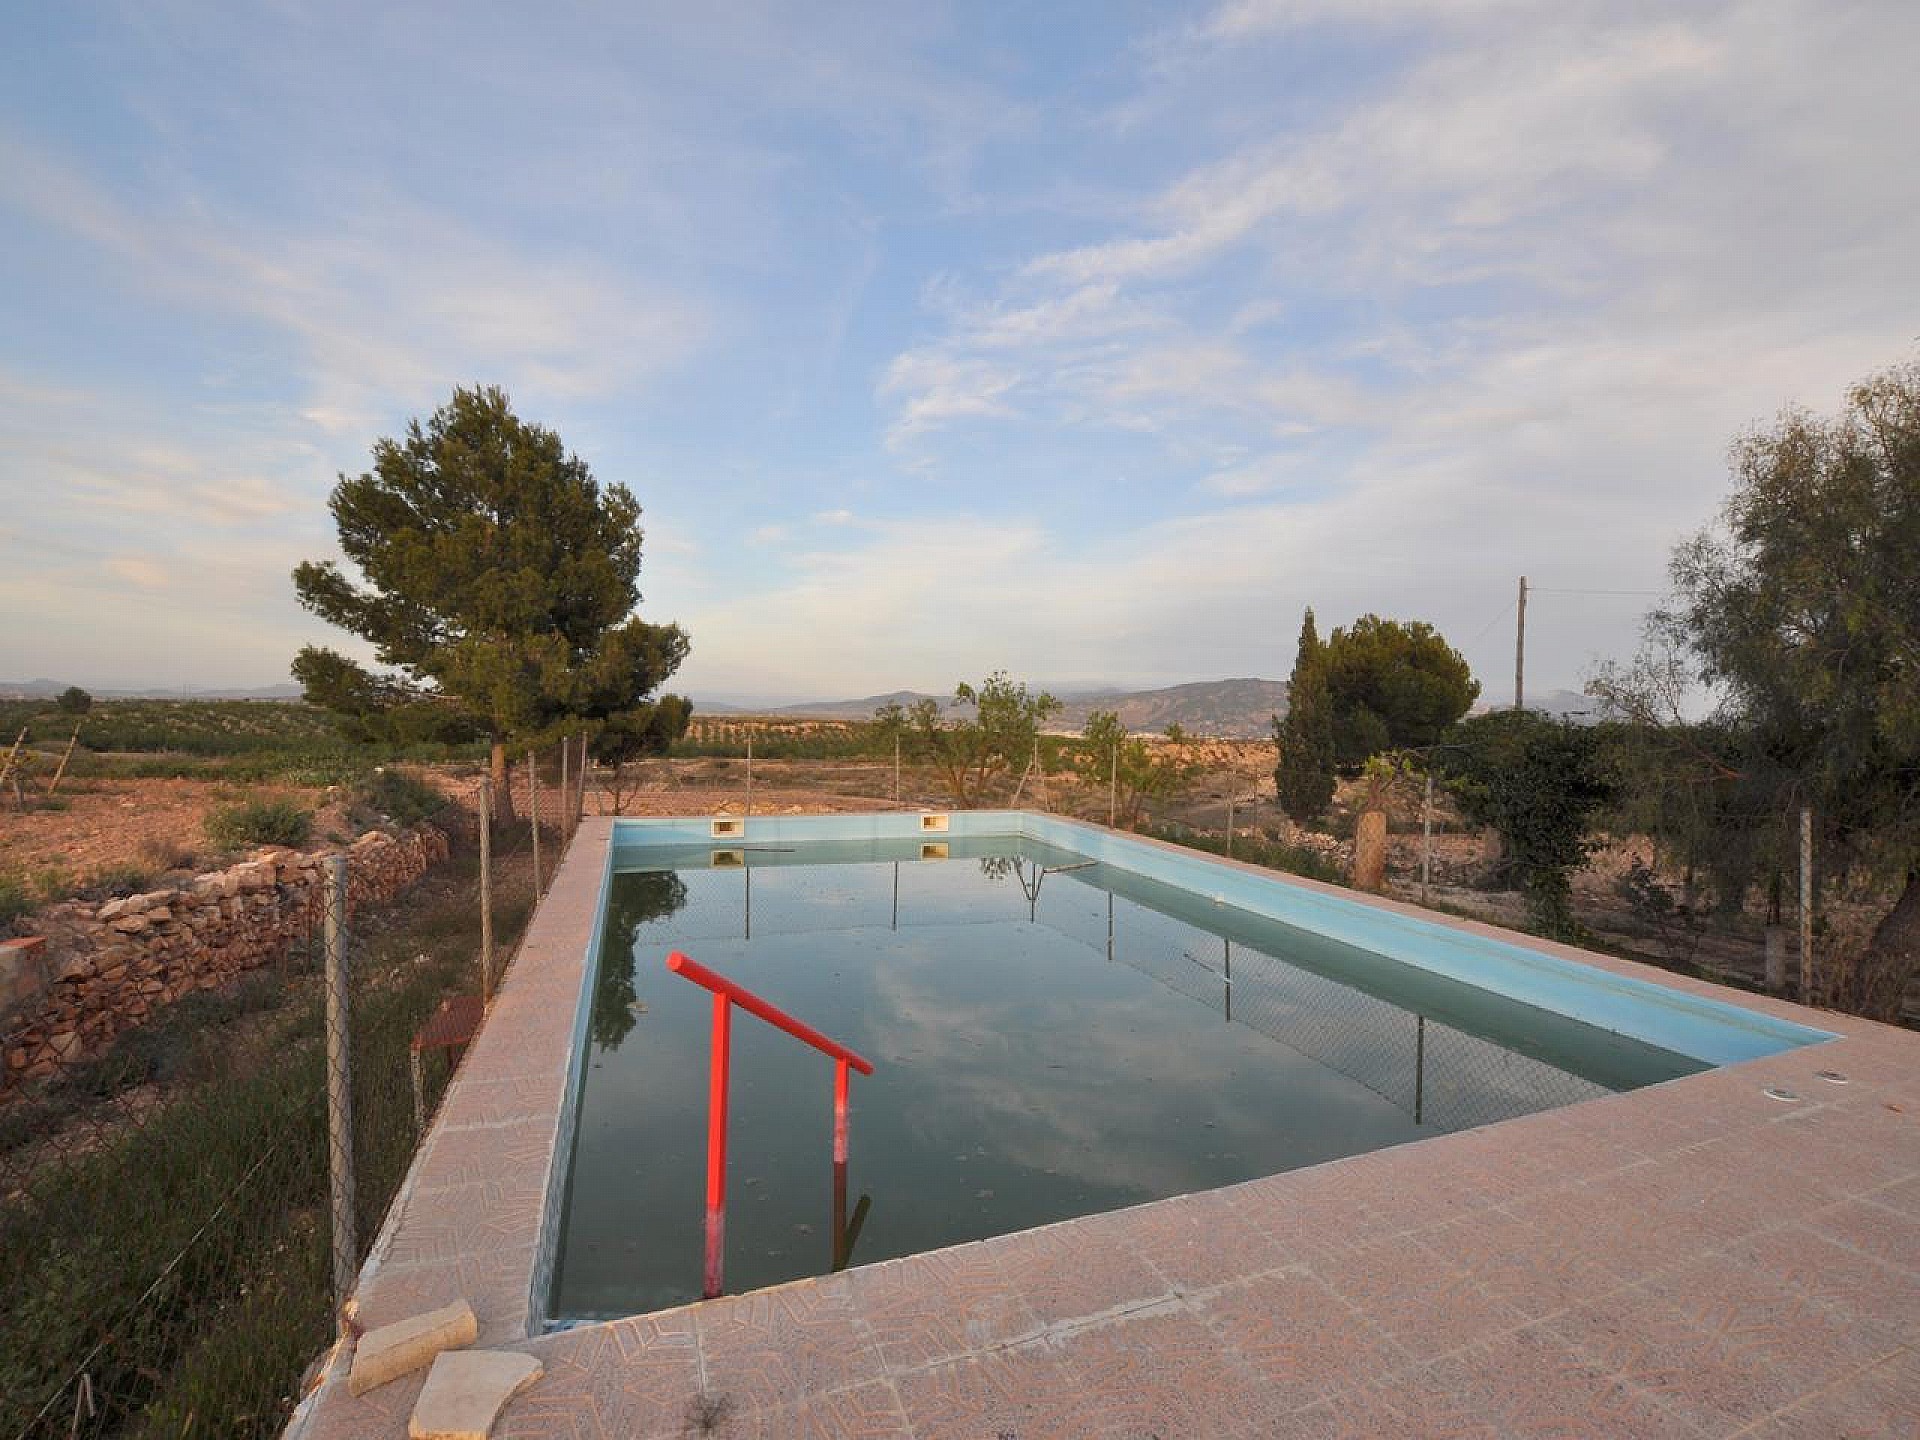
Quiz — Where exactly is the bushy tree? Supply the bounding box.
[55,686,92,716]
[1082,710,1197,828]
[909,672,1061,806]
[1438,710,1615,937]
[1660,357,1920,1011]
[1322,615,1478,769]
[591,694,693,814]
[291,386,689,805]
[1273,608,1337,822]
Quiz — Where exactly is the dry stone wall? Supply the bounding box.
[2,824,451,1091]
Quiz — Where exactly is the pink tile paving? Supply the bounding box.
[286,815,1920,1440]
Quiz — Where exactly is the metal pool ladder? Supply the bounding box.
[665,950,876,1298]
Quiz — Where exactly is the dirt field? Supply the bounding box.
[0,777,339,880]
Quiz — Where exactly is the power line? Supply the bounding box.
[1527,587,1666,598]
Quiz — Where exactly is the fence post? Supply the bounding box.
[1226,795,1235,857]
[528,752,543,894]
[746,732,754,817]
[1799,805,1814,1000]
[577,733,589,826]
[559,736,570,843]
[478,775,495,1002]
[322,855,357,1329]
[894,734,900,807]
[1421,773,1434,905]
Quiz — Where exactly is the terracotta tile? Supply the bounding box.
[693,1274,885,1413]
[1421,1326,1706,1439]
[1745,1351,1920,1440]
[1200,1270,1401,1410]
[1552,1274,1875,1435]
[1125,1189,1288,1295]
[1314,1238,1525,1359]
[1410,1210,1623,1324]
[1807,1198,1920,1276]
[984,1214,1171,1328]
[1051,1303,1294,1438]
[1721,1225,1920,1348]
[890,1344,1083,1440]
[725,1379,911,1439]
[849,1246,1039,1371]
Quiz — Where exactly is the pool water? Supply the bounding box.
[550,836,1704,1320]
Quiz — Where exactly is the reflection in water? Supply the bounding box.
[554,847,1704,1319]
[590,871,689,1049]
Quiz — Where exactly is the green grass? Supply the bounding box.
[0,849,533,1440]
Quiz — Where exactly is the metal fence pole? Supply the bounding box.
[559,736,570,843]
[478,775,495,1002]
[746,732,754,817]
[577,733,589,825]
[528,752,543,894]
[1800,805,1814,1000]
[893,734,900,807]
[1226,795,1235,857]
[1109,745,1117,829]
[1421,773,1434,905]
[322,855,356,1329]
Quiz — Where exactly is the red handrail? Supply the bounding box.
[665,950,874,1298]
[667,952,874,1074]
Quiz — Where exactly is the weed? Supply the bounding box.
[206,799,313,850]
[0,871,33,928]
[352,768,444,828]
[138,835,200,874]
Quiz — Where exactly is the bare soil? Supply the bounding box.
[0,777,340,881]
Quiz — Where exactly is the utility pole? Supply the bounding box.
[1515,575,1528,712]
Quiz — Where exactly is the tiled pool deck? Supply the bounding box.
[289,818,1920,1439]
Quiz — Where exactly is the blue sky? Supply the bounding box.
[1,0,1914,702]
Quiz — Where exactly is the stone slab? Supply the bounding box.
[408,1350,542,1440]
[349,1298,479,1396]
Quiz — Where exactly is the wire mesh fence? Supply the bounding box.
[0,747,581,1440]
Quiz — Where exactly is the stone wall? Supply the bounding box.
[2,824,452,1090]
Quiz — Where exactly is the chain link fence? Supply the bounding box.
[0,748,583,1440]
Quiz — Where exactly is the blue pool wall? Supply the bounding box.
[606,810,1831,1068]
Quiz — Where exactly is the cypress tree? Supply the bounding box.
[1274,607,1337,823]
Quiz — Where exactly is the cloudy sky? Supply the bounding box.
[1,0,1913,702]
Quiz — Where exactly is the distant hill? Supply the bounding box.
[701,678,1290,739]
[0,679,306,702]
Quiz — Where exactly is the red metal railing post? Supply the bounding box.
[667,951,873,1301]
[833,1057,850,1166]
[704,992,731,1299]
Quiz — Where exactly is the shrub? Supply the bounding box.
[206,799,313,851]
[352,768,444,827]
[0,872,34,928]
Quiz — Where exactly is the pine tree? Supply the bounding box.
[1274,607,1337,823]
[291,385,689,804]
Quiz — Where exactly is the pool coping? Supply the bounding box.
[287,813,1920,1439]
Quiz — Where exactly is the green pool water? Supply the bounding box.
[550,836,1703,1319]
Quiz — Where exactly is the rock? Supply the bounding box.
[349,1299,478,1396]
[110,913,151,934]
[97,897,131,922]
[407,1350,542,1439]
[48,1030,81,1060]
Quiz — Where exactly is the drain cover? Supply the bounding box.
[1815,1070,1849,1084]
[1763,1086,1802,1102]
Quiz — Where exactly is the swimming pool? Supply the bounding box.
[545,812,1829,1323]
